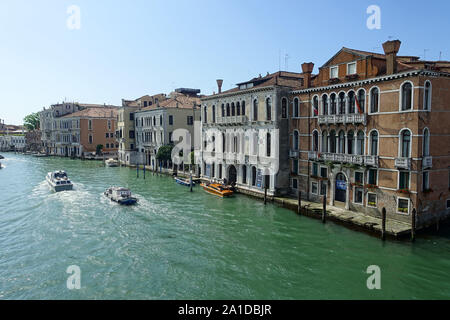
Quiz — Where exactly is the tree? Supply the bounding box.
[23,113,40,131]
[96,144,104,155]
[156,145,174,162]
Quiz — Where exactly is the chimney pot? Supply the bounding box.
[216,79,223,94]
[301,62,314,88]
[382,40,401,75]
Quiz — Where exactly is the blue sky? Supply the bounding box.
[1,0,449,124]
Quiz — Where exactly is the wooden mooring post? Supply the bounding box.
[411,208,416,242]
[297,191,302,215]
[381,207,386,241]
[322,195,327,223]
[136,164,139,178]
[143,164,146,180]
[264,187,268,205]
[190,172,193,192]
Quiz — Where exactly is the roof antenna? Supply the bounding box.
[285,53,290,71]
[439,51,442,61]
[423,49,429,60]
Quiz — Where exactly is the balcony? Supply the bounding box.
[423,156,432,169]
[215,115,249,126]
[395,157,411,170]
[289,150,299,158]
[308,151,378,167]
[318,113,367,126]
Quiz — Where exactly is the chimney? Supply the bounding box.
[301,62,314,88]
[216,79,223,94]
[382,40,401,75]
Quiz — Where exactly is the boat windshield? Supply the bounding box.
[54,172,67,179]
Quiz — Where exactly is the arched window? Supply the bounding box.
[212,105,216,123]
[330,93,337,115]
[322,94,329,115]
[356,131,365,155]
[253,99,258,121]
[203,108,207,123]
[293,130,299,151]
[370,87,379,113]
[293,98,299,118]
[401,130,411,157]
[160,115,163,125]
[242,165,247,184]
[347,130,354,154]
[338,92,346,114]
[266,133,271,157]
[348,91,355,114]
[357,89,365,113]
[401,82,413,111]
[370,131,379,156]
[424,81,431,111]
[221,104,225,117]
[266,98,272,121]
[313,131,319,152]
[252,166,257,186]
[282,98,288,119]
[423,128,430,156]
[338,131,345,154]
[329,130,336,153]
[226,103,230,117]
[231,103,236,116]
[313,96,319,116]
[242,101,246,116]
[321,131,328,152]
[236,102,241,116]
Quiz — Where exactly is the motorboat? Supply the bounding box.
[201,183,234,198]
[46,170,74,192]
[104,187,138,205]
[105,158,120,167]
[175,176,195,187]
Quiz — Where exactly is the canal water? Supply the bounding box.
[0,153,449,300]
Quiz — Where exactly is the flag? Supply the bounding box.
[313,106,319,116]
[355,95,363,114]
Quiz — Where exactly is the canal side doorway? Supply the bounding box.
[228,165,237,185]
[335,173,347,204]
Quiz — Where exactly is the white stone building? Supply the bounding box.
[199,72,305,197]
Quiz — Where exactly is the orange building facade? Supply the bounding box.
[289,40,450,226]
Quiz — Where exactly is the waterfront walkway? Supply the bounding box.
[273,196,412,238]
[136,165,412,239]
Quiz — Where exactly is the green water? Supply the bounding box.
[0,153,449,300]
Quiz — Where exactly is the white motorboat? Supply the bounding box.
[46,171,74,192]
[104,187,138,205]
[105,158,120,167]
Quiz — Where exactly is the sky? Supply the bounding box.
[0,0,449,125]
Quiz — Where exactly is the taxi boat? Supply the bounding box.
[201,183,234,198]
[104,187,138,205]
[46,170,73,192]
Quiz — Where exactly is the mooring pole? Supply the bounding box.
[190,171,193,192]
[322,195,327,223]
[381,207,386,241]
[136,164,139,178]
[298,191,302,215]
[264,187,268,205]
[143,164,146,180]
[411,208,416,242]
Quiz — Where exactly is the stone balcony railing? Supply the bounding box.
[423,156,433,169]
[318,113,367,126]
[395,157,412,170]
[308,151,379,167]
[215,115,248,126]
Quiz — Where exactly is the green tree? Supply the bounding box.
[156,145,174,162]
[23,113,40,131]
[96,144,104,155]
